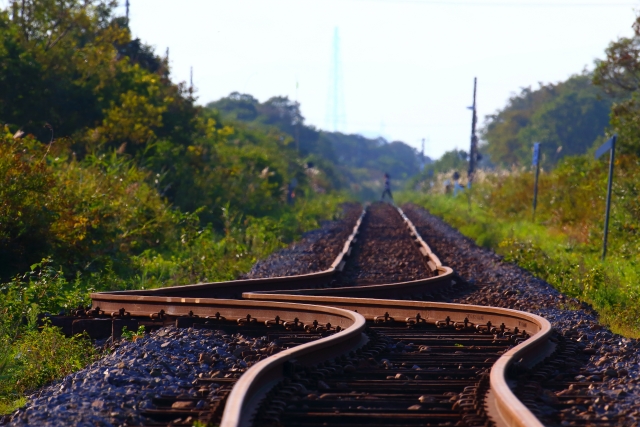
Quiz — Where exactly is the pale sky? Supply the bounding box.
[126,1,637,158]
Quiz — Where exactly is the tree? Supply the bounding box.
[482,74,613,168]
[0,0,198,155]
[207,93,423,198]
[594,15,640,156]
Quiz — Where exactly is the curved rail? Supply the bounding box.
[220,305,367,427]
[99,209,367,299]
[82,204,552,427]
[241,294,553,427]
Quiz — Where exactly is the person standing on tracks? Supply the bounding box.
[381,172,393,202]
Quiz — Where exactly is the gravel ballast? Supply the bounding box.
[5,327,281,427]
[403,203,640,426]
[244,202,362,279]
[6,201,640,426]
[333,202,433,285]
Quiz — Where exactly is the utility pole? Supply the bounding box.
[190,66,193,93]
[125,0,130,22]
[467,77,478,185]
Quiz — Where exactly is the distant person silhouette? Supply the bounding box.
[452,171,464,196]
[381,173,393,201]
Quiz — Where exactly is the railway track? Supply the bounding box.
[40,203,563,427]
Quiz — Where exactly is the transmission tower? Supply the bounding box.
[326,27,346,132]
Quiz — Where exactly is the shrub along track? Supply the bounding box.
[6,202,618,427]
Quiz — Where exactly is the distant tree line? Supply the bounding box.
[207,93,423,199]
[480,73,617,169]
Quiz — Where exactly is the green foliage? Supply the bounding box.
[402,153,640,336]
[592,15,640,156]
[593,16,640,96]
[0,261,96,413]
[0,0,197,149]
[0,0,355,411]
[120,325,145,341]
[481,74,614,168]
[0,132,57,276]
[1,324,96,412]
[0,130,177,278]
[207,93,422,199]
[133,194,348,287]
[409,149,469,188]
[157,122,308,225]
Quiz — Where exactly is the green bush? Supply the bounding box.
[133,193,348,288]
[0,0,356,412]
[0,260,98,413]
[401,174,640,337]
[0,325,96,413]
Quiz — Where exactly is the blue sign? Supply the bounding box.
[595,135,616,160]
[532,143,540,166]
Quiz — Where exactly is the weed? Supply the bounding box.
[120,325,146,341]
[0,324,96,413]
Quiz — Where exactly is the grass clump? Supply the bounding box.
[401,157,640,337]
[120,325,146,341]
[1,325,96,412]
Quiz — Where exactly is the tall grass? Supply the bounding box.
[401,155,640,337]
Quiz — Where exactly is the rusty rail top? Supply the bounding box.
[86,205,551,427]
[239,294,552,427]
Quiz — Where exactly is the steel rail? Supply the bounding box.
[95,209,366,300]
[223,206,454,299]
[81,204,552,427]
[241,294,553,427]
[397,206,442,269]
[219,306,367,427]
